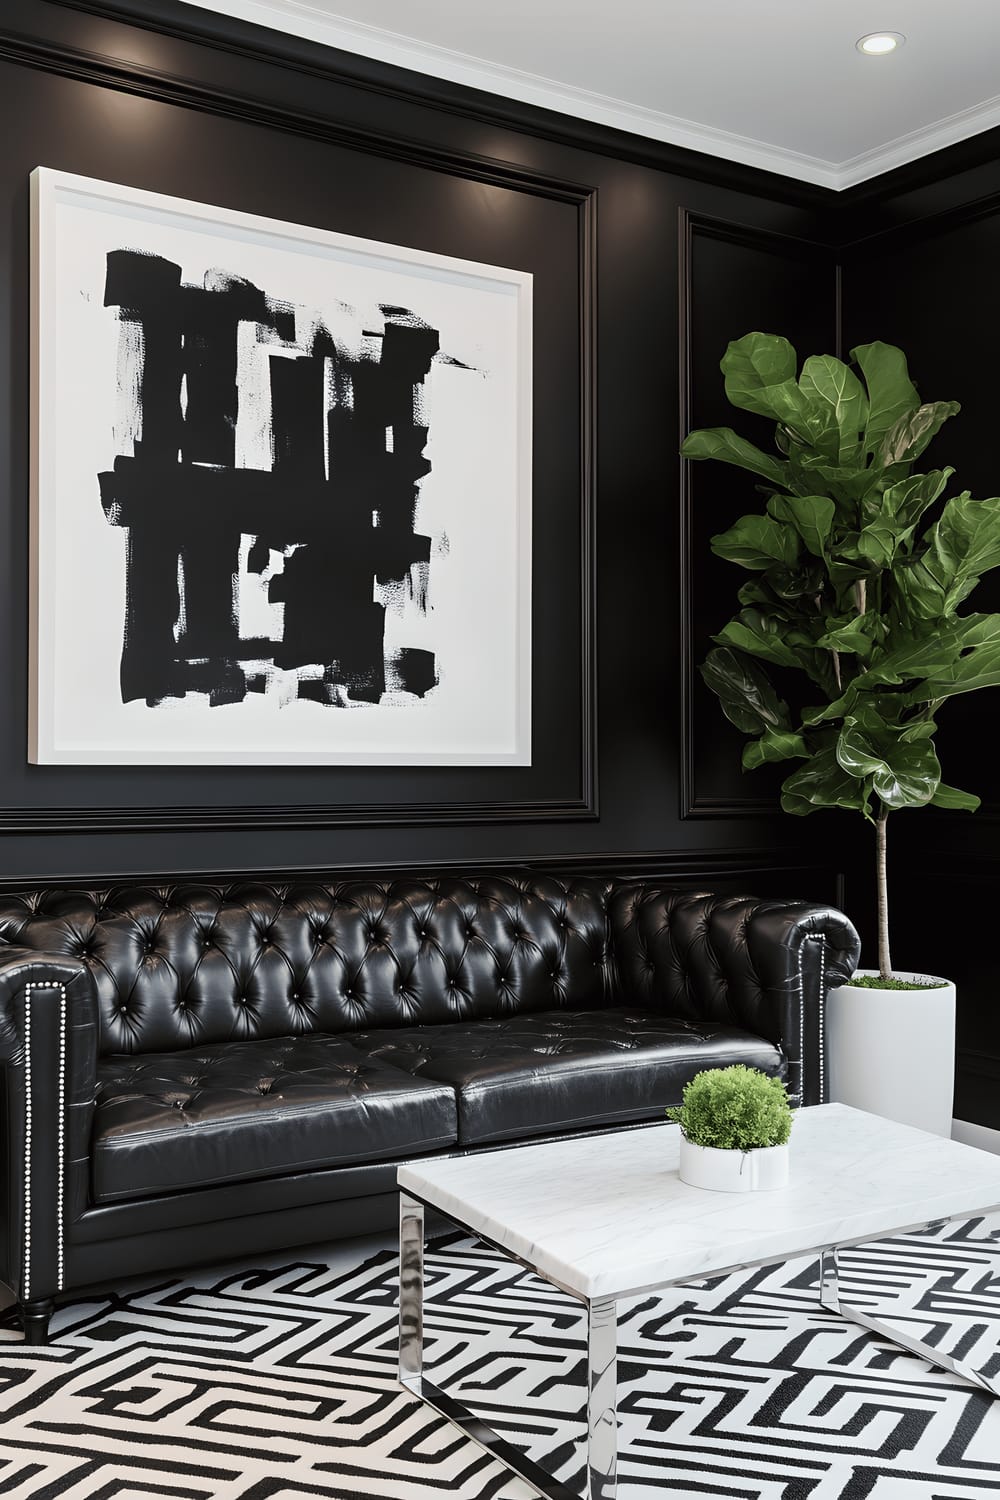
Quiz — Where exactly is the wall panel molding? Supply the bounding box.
[678,208,838,819]
[0,9,598,833]
[0,845,843,896]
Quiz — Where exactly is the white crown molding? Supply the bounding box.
[180,0,1000,192]
[178,0,842,187]
[835,92,1000,189]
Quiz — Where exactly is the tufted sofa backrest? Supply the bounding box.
[0,874,617,1056]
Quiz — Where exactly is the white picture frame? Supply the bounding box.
[29,167,532,766]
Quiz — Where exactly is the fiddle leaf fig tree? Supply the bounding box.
[683,334,1000,981]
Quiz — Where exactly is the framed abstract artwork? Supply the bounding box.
[29,167,532,765]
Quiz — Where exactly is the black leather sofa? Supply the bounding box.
[0,871,860,1342]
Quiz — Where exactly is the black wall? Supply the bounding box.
[0,0,844,895]
[5,1,994,1119]
[841,135,1000,1129]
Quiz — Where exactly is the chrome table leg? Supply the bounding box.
[587,1297,618,1500]
[818,1248,840,1314]
[397,1195,610,1499]
[398,1192,425,1386]
[819,1238,1000,1398]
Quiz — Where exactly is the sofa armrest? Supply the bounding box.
[0,947,99,1306]
[610,888,860,1107]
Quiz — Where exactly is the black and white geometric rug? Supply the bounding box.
[1,1216,1000,1498]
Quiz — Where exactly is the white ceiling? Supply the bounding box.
[181,0,1000,189]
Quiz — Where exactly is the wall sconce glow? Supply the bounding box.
[856,32,904,54]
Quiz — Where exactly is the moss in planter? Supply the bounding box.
[666,1064,792,1150]
[848,975,949,991]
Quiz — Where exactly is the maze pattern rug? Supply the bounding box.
[0,1216,999,1498]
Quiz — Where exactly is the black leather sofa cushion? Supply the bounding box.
[348,1009,786,1145]
[92,1035,458,1203]
[0,876,614,1057]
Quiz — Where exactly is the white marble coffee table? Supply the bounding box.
[397,1103,1000,1500]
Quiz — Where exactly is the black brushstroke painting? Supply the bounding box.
[98,249,456,710]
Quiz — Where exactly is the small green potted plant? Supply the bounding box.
[682,333,1000,1135]
[667,1065,793,1192]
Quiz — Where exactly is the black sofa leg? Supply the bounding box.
[21,1298,54,1345]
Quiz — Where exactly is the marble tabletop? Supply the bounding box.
[397,1103,1000,1301]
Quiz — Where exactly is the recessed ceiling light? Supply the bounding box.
[857,32,905,55]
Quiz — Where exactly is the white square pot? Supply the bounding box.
[678,1134,790,1192]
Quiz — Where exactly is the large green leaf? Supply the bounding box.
[716,599,836,694]
[851,342,921,452]
[824,554,870,605]
[928,493,1000,598]
[722,334,844,455]
[700,647,790,735]
[680,426,790,489]
[902,639,1000,704]
[802,682,861,725]
[855,470,953,567]
[873,743,941,808]
[721,333,799,420]
[798,355,868,463]
[876,401,961,466]
[856,513,918,567]
[898,718,937,743]
[882,469,953,527]
[710,514,800,571]
[742,728,809,770]
[815,615,875,657]
[893,557,949,621]
[860,615,1000,687]
[780,746,873,817]
[932,782,981,811]
[736,578,791,613]
[787,452,884,503]
[834,720,887,777]
[766,493,835,556]
[836,719,940,809]
[714,611,805,671]
[890,492,1000,621]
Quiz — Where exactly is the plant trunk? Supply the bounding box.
[876,808,891,981]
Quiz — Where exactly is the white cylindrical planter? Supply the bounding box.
[678,1134,789,1192]
[826,970,955,1136]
